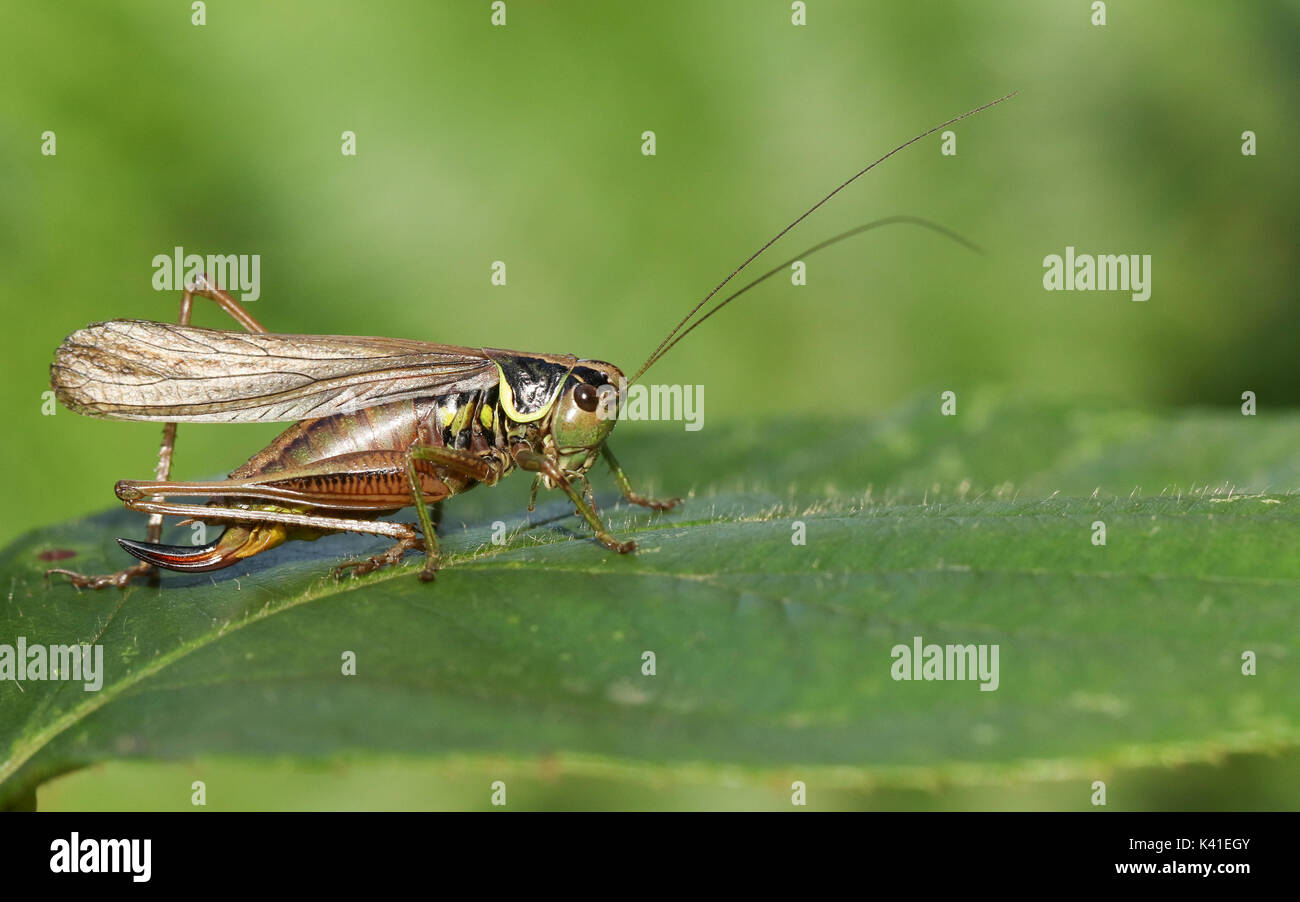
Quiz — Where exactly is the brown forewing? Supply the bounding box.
[51,319,501,423]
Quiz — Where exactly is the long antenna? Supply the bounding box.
[628,90,1017,384]
[636,216,980,379]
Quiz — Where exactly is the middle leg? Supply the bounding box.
[405,444,501,581]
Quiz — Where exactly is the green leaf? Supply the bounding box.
[2,396,1298,805]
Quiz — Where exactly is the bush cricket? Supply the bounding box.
[47,92,1015,588]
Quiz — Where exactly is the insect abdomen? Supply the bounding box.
[255,454,451,508]
[231,399,433,479]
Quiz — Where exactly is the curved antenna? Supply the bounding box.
[632,216,980,381]
[628,90,1017,385]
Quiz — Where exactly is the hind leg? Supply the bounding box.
[107,499,424,580]
[46,561,155,591]
[330,532,428,580]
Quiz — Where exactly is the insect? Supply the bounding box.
[47,92,1015,588]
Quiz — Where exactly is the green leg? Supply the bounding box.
[403,457,441,581]
[405,445,497,580]
[601,444,683,511]
[514,449,635,553]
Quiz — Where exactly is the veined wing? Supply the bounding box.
[52,320,499,423]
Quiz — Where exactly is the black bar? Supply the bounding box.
[2,812,1287,888]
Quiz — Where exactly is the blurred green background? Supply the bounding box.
[2,1,1298,809]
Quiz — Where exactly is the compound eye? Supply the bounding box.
[573,383,600,413]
